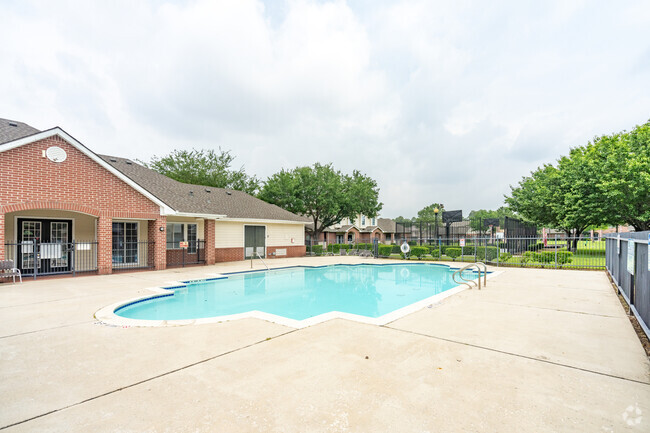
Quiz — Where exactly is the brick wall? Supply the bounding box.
[204,219,216,265]
[0,136,161,218]
[215,247,244,262]
[1,135,162,273]
[266,245,306,258]
[148,218,167,270]
[0,213,4,259]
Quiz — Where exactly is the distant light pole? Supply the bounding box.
[434,207,439,241]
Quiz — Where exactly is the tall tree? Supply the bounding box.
[468,206,516,233]
[505,120,650,248]
[416,203,445,223]
[142,148,260,194]
[259,163,382,239]
[589,122,650,230]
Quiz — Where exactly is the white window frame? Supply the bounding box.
[166,223,199,253]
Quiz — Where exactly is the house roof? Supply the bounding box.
[360,225,383,233]
[377,218,396,233]
[0,118,40,144]
[0,118,305,223]
[100,155,306,222]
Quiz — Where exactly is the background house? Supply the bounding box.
[305,214,396,245]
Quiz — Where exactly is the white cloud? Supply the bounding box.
[1,0,648,218]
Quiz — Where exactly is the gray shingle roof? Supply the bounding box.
[100,155,305,222]
[0,118,40,144]
[377,218,396,233]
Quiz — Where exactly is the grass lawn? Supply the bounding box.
[388,247,606,270]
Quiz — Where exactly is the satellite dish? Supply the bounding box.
[46,146,67,163]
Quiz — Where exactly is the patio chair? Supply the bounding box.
[0,260,22,284]
[348,249,358,256]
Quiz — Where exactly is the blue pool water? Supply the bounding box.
[115,264,478,322]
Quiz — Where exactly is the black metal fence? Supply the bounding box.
[3,240,99,279]
[2,240,156,279]
[306,235,606,270]
[605,232,649,339]
[112,241,155,272]
[394,216,537,245]
[166,240,205,267]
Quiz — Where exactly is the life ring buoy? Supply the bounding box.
[400,242,410,254]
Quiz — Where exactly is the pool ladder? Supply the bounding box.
[452,262,487,290]
[250,252,270,270]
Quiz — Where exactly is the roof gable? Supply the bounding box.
[0,128,174,213]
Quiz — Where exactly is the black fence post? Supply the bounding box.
[71,241,76,277]
[33,238,38,280]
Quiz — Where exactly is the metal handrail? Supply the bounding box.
[250,251,270,270]
[452,262,487,290]
[474,261,487,288]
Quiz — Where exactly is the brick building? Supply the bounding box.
[0,119,306,277]
[306,215,396,245]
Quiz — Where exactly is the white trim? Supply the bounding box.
[0,128,175,215]
[218,217,307,225]
[243,224,267,260]
[164,212,226,219]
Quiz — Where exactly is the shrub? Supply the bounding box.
[476,246,498,261]
[527,242,544,252]
[557,251,573,265]
[498,252,512,262]
[311,245,323,256]
[429,248,441,259]
[391,244,402,254]
[378,245,393,257]
[410,246,429,259]
[446,247,461,260]
[522,251,536,263]
[537,251,555,263]
[408,241,418,246]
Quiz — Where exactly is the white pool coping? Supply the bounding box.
[95,264,503,329]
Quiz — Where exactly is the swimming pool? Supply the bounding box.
[111,264,480,327]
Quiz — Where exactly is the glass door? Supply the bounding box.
[49,221,69,268]
[21,221,41,271]
[244,226,266,259]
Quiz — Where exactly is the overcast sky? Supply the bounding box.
[2,0,649,218]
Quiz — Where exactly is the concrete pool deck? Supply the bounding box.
[0,257,648,432]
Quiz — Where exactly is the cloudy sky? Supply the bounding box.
[2,0,649,218]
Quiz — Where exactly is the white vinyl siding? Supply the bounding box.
[214,221,245,248]
[266,223,304,247]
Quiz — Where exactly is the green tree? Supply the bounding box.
[507,163,588,250]
[394,216,413,223]
[505,120,650,248]
[259,163,382,239]
[416,203,445,223]
[142,148,260,194]
[588,122,650,230]
[468,206,515,233]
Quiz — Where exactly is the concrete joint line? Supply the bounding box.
[481,300,625,319]
[384,326,650,386]
[0,328,299,431]
[0,320,93,340]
